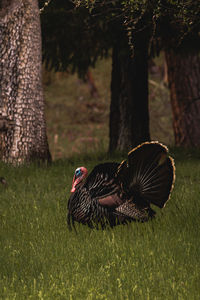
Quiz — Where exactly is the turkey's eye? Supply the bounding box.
[75,168,82,178]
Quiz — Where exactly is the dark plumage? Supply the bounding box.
[0,177,7,186]
[67,142,175,229]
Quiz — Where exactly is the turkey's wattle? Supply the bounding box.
[67,142,175,229]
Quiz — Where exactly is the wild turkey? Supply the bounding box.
[67,142,175,229]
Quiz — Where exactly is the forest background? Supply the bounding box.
[1,0,200,163]
[44,54,172,160]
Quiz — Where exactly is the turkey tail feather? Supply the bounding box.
[117,142,175,208]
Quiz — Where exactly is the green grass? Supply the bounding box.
[1,149,200,299]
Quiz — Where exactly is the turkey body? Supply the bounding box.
[67,142,175,229]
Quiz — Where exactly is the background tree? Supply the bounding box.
[0,0,51,164]
[123,0,200,147]
[40,0,151,153]
[160,2,200,147]
[109,27,150,152]
[165,49,200,147]
[41,0,200,151]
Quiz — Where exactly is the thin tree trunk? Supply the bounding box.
[0,0,51,164]
[165,49,200,147]
[109,39,150,152]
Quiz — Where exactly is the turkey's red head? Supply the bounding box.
[71,167,88,193]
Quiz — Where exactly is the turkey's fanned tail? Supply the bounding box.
[117,142,175,208]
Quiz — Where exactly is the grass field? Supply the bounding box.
[0,148,200,299]
[1,57,200,299]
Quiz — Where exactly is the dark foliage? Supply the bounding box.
[40,0,126,77]
[40,0,200,76]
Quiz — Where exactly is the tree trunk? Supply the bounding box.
[0,0,51,164]
[109,39,150,153]
[165,49,200,147]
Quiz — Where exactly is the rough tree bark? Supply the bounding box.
[0,0,51,164]
[109,38,150,152]
[165,49,200,147]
